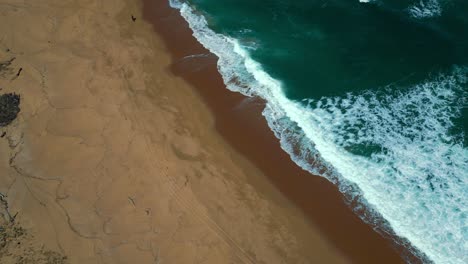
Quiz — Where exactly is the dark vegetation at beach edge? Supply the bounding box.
[0,56,21,127]
[0,93,20,127]
[0,53,67,264]
[0,194,68,264]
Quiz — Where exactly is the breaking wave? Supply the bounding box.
[169,0,468,263]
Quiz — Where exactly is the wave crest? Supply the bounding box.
[408,0,443,18]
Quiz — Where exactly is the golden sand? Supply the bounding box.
[0,1,346,263]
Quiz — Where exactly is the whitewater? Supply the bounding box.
[360,0,444,18]
[169,0,468,263]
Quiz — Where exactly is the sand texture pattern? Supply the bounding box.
[0,0,346,263]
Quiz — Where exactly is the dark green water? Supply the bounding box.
[191,0,465,95]
[169,0,467,263]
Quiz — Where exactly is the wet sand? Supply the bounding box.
[141,1,423,263]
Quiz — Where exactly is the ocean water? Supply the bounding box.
[168,0,468,263]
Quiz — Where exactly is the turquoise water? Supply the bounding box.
[168,0,467,263]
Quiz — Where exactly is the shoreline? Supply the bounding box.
[1,0,348,263]
[141,1,422,263]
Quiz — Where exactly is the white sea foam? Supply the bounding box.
[408,0,443,18]
[169,1,468,263]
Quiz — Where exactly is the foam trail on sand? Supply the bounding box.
[169,1,468,263]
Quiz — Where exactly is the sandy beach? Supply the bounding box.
[0,0,347,263]
[0,0,421,263]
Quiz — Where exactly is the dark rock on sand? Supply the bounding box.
[15,68,22,77]
[0,93,20,127]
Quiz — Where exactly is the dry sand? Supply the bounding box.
[0,0,348,263]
